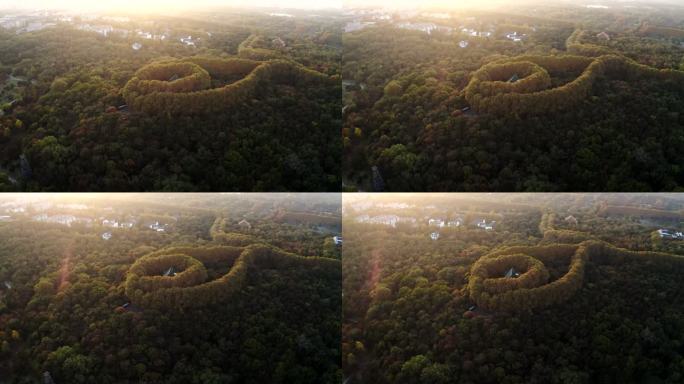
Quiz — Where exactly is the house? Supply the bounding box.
[428,218,445,228]
[102,232,112,240]
[596,31,610,41]
[658,229,684,239]
[505,32,525,42]
[461,28,492,38]
[448,218,463,227]
[103,219,119,228]
[430,232,440,240]
[238,219,252,230]
[504,267,520,278]
[0,215,11,222]
[333,236,343,246]
[137,31,153,39]
[120,220,135,229]
[149,221,166,232]
[163,267,177,277]
[476,219,495,230]
[508,74,520,83]
[131,42,142,50]
[180,35,197,47]
[564,215,578,226]
[459,40,469,48]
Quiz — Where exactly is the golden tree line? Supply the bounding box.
[122,56,334,115]
[463,30,684,116]
[467,240,684,313]
[124,244,340,311]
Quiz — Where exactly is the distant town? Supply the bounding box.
[0,199,175,240]
[0,8,322,51]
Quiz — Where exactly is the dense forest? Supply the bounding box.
[0,10,342,191]
[0,194,342,383]
[343,193,684,384]
[342,4,684,192]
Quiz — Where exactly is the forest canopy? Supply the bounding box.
[0,9,342,191]
[342,4,684,192]
[0,193,342,383]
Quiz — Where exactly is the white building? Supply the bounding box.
[448,218,462,227]
[461,28,492,38]
[476,219,495,231]
[132,42,142,50]
[102,219,119,228]
[657,229,684,239]
[333,236,343,245]
[505,32,526,42]
[102,232,112,240]
[180,35,197,47]
[149,221,166,232]
[430,232,440,240]
[428,218,445,228]
[137,31,153,39]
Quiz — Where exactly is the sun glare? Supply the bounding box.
[343,0,514,10]
[0,0,342,12]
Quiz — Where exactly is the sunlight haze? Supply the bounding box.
[0,0,342,12]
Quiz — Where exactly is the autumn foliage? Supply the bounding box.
[468,240,684,313]
[464,31,684,116]
[122,56,334,115]
[125,244,340,310]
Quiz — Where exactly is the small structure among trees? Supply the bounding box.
[238,219,252,230]
[504,267,520,278]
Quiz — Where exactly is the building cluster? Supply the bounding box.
[149,221,168,232]
[32,214,93,227]
[461,28,492,38]
[180,35,199,47]
[505,31,526,42]
[0,10,197,48]
[657,229,684,240]
[0,199,176,240]
[428,217,464,228]
[0,14,55,33]
[476,219,495,231]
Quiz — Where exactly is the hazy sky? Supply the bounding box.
[0,0,342,12]
[343,0,511,9]
[343,0,684,10]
